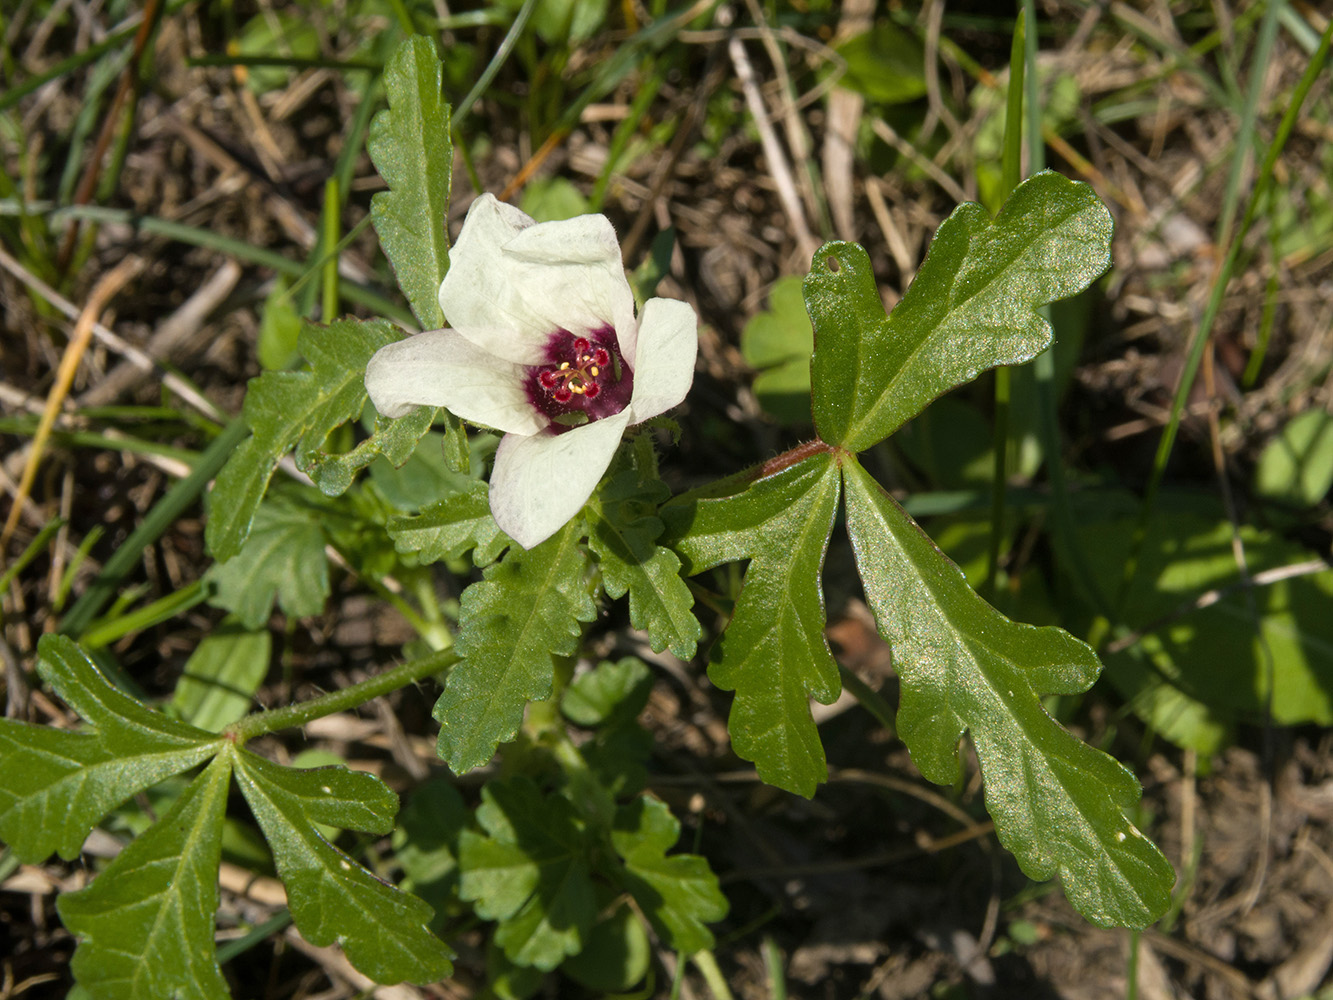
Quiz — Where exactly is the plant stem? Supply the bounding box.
[320,177,340,323]
[692,950,735,1000]
[227,648,457,744]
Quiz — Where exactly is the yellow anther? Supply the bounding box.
[589,366,600,377]
[571,383,586,394]
[559,361,570,370]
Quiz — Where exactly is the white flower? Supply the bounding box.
[365,194,698,549]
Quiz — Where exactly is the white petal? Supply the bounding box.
[489,411,632,549]
[439,196,636,366]
[365,329,547,435]
[626,297,698,423]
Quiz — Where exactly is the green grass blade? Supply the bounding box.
[60,418,248,638]
[1021,0,1113,621]
[0,518,64,595]
[454,0,538,125]
[81,579,208,649]
[1118,15,1333,612]
[0,202,412,323]
[986,8,1027,598]
[0,27,137,113]
[1216,2,1282,249]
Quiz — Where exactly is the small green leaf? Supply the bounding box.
[806,171,1113,452]
[630,227,675,306]
[435,520,597,773]
[206,317,402,561]
[394,776,468,924]
[459,777,597,970]
[206,487,332,628]
[561,656,653,728]
[258,277,301,370]
[588,472,701,659]
[610,796,727,954]
[741,276,813,424]
[562,657,655,797]
[0,637,217,862]
[1255,409,1333,509]
[520,176,590,222]
[170,619,271,731]
[525,0,608,45]
[485,943,546,1000]
[561,905,651,993]
[387,479,511,567]
[841,459,1174,928]
[834,22,927,105]
[232,749,453,984]
[236,11,319,94]
[666,451,842,797]
[368,36,453,330]
[59,756,232,1000]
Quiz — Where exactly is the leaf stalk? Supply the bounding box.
[226,648,457,744]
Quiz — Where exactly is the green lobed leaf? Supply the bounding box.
[840,459,1174,928]
[170,619,271,731]
[206,487,332,628]
[805,171,1113,453]
[302,404,440,497]
[289,320,434,488]
[0,724,115,863]
[665,450,842,797]
[368,35,453,331]
[435,520,597,773]
[59,756,233,1000]
[37,635,215,754]
[458,777,597,970]
[206,317,403,561]
[0,636,217,862]
[587,472,701,659]
[610,795,727,955]
[387,478,511,567]
[370,429,494,513]
[232,749,453,984]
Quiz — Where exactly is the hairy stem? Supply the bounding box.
[227,648,457,744]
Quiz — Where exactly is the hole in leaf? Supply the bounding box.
[826,255,840,272]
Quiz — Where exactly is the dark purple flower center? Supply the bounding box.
[525,326,633,433]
